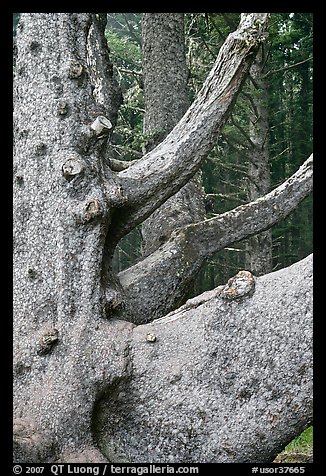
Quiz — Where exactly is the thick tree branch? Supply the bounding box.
[96,254,313,463]
[184,155,312,258]
[109,14,269,243]
[13,14,133,462]
[118,155,312,323]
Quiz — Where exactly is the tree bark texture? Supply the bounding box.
[13,13,312,463]
[13,13,130,462]
[245,46,273,275]
[141,13,206,256]
[87,14,122,129]
[96,254,313,463]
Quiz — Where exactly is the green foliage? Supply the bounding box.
[286,426,313,453]
[274,426,313,463]
[267,13,313,271]
[105,31,141,83]
[105,15,145,163]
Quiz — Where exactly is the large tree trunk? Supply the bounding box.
[13,13,129,462]
[140,13,206,257]
[13,13,312,463]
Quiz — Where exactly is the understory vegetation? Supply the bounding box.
[274,427,313,463]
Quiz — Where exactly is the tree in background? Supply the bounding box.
[268,13,313,268]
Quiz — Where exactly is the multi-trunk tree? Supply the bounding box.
[13,13,312,463]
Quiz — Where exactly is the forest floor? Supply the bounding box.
[273,427,313,463]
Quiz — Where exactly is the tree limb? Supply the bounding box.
[118,155,312,323]
[264,56,313,79]
[170,154,312,258]
[96,254,313,462]
[109,14,270,243]
[86,14,122,128]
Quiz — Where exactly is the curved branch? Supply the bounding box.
[97,254,313,463]
[182,155,312,258]
[111,14,269,241]
[118,155,312,323]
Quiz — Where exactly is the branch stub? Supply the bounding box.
[62,157,84,181]
[90,115,113,138]
[146,333,157,343]
[57,101,69,116]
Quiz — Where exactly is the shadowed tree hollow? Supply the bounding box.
[13,13,312,463]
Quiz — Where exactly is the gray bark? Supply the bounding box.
[140,13,206,256]
[13,13,129,462]
[142,14,189,147]
[119,155,312,323]
[13,13,312,463]
[245,46,273,275]
[95,254,313,463]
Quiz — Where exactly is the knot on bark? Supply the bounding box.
[84,199,102,221]
[37,328,59,356]
[146,333,157,343]
[90,115,113,138]
[35,142,47,156]
[62,156,85,181]
[74,198,104,224]
[27,267,38,280]
[68,60,84,79]
[15,173,24,187]
[105,288,124,316]
[221,270,256,301]
[57,100,69,116]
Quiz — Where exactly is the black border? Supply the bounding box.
[6,5,320,472]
